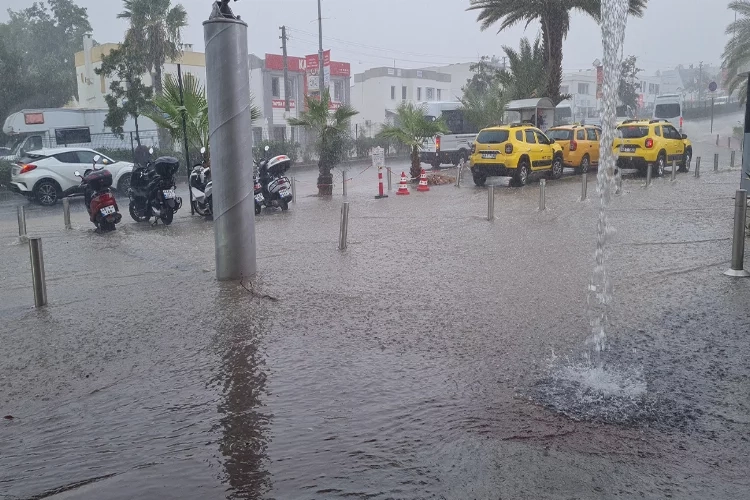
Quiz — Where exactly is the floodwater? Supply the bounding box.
[1,156,749,499]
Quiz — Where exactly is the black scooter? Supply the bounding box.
[128,148,183,225]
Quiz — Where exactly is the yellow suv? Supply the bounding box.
[546,124,601,174]
[469,124,564,187]
[613,120,693,177]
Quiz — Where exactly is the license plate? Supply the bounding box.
[620,145,636,153]
[279,188,291,198]
[100,205,116,216]
[254,193,264,202]
[163,189,176,199]
[481,152,496,159]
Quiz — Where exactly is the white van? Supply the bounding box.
[653,94,683,131]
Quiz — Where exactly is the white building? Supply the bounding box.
[560,69,598,123]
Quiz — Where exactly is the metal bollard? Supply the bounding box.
[695,157,701,178]
[539,179,546,211]
[581,172,588,201]
[728,137,731,149]
[17,206,28,243]
[615,174,623,194]
[716,134,719,146]
[62,198,72,229]
[342,170,347,197]
[387,168,392,192]
[714,153,719,172]
[646,163,652,187]
[724,190,750,277]
[455,161,462,188]
[487,185,495,221]
[731,150,736,168]
[671,160,677,181]
[291,177,296,203]
[28,237,47,307]
[338,202,350,250]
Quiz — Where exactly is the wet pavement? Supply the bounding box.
[1,152,749,499]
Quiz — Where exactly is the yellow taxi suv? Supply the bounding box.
[546,124,601,174]
[469,124,564,187]
[613,120,693,177]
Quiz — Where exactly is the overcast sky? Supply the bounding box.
[2,0,735,74]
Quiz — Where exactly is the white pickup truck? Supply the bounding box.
[417,103,478,168]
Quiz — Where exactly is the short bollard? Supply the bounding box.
[487,185,495,221]
[455,161,462,188]
[581,172,588,201]
[724,190,750,277]
[291,177,297,203]
[338,202,350,250]
[714,153,719,172]
[28,237,47,307]
[646,163,652,187]
[728,137,732,149]
[731,150,736,168]
[387,168,392,192]
[716,134,719,146]
[695,157,701,178]
[539,179,546,211]
[670,160,677,181]
[17,206,28,243]
[63,198,72,229]
[615,174,623,194]
[342,171,347,197]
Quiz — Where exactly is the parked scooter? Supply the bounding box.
[189,147,212,217]
[64,154,123,232]
[254,145,293,212]
[128,149,183,225]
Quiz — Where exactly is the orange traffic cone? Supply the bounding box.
[396,172,410,195]
[417,168,430,192]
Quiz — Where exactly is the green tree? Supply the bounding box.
[467,0,647,103]
[723,1,750,103]
[618,55,641,110]
[460,84,508,130]
[288,91,358,196]
[464,56,505,95]
[497,36,547,100]
[0,0,92,127]
[96,44,153,145]
[377,102,449,180]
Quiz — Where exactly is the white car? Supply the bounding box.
[10,148,134,206]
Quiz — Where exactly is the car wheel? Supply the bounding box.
[118,173,132,193]
[35,180,59,206]
[472,171,487,187]
[679,149,692,173]
[576,155,590,175]
[550,155,564,180]
[513,160,530,186]
[654,154,666,177]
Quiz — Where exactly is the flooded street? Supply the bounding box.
[1,156,749,499]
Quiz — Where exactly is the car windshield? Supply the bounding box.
[654,103,681,119]
[476,130,510,144]
[547,129,573,141]
[618,126,649,138]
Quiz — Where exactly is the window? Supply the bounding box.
[334,80,344,102]
[654,103,681,119]
[515,130,523,141]
[578,83,590,95]
[271,77,280,98]
[618,126,649,138]
[577,129,586,140]
[437,89,442,100]
[476,130,509,144]
[391,86,396,100]
[402,86,407,100]
[290,127,296,143]
[75,150,100,164]
[273,126,286,142]
[586,128,599,141]
[560,85,569,94]
[534,131,549,145]
[54,152,79,164]
[663,125,681,139]
[547,129,572,141]
[26,136,43,152]
[55,127,91,145]
[426,88,434,100]
[252,127,263,145]
[417,87,422,101]
[524,130,537,143]
[641,81,647,92]
[654,126,662,137]
[648,83,661,95]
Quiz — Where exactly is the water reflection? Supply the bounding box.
[212,283,272,499]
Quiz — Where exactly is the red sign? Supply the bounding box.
[24,112,44,125]
[330,61,350,77]
[272,99,296,109]
[596,66,604,85]
[265,54,304,72]
[305,50,330,70]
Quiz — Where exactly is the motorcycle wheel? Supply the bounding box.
[129,200,150,222]
[254,202,262,215]
[194,200,210,217]
[280,200,289,211]
[161,208,174,226]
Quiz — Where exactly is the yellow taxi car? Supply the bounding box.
[469,124,564,187]
[613,119,693,177]
[546,124,601,174]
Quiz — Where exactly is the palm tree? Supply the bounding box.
[118,0,188,95]
[497,36,547,100]
[378,102,449,180]
[288,91,358,196]
[460,84,508,130]
[467,0,647,103]
[723,1,750,103]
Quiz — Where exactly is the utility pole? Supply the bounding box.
[280,25,290,112]
[317,0,325,98]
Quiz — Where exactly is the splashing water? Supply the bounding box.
[586,0,630,365]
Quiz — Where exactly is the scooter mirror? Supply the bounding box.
[149,147,154,155]
[200,147,206,154]
[93,155,101,163]
[74,171,81,177]
[264,145,270,152]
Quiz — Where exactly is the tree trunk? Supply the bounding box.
[153,66,172,151]
[545,16,565,104]
[410,145,421,181]
[317,161,333,196]
[134,114,141,146]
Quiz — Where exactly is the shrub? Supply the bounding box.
[0,160,11,187]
